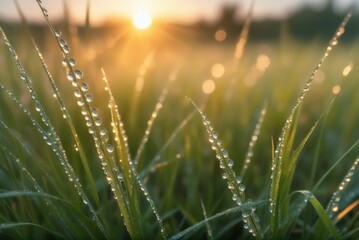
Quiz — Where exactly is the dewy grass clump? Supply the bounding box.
[0,1,358,239]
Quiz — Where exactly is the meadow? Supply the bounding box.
[0,2,358,239]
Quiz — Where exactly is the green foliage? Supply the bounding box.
[0,1,358,240]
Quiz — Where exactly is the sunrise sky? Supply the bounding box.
[0,0,357,25]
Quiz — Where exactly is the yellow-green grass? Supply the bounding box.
[0,3,358,239]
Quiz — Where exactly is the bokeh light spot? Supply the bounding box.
[332,85,341,95]
[202,79,216,94]
[211,63,225,78]
[215,29,227,42]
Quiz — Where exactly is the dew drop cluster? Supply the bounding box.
[191,99,262,238]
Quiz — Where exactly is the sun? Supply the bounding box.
[132,9,152,30]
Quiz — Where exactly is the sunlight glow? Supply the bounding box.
[133,9,152,30]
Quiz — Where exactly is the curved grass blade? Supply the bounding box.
[269,12,352,238]
[0,222,64,238]
[134,68,179,167]
[226,0,255,100]
[169,200,265,240]
[102,69,167,239]
[312,138,359,192]
[0,143,102,239]
[326,157,359,219]
[294,190,341,240]
[201,199,213,240]
[343,226,359,240]
[189,98,263,239]
[240,102,267,178]
[129,51,155,130]
[0,26,105,236]
[13,0,100,208]
[139,110,195,178]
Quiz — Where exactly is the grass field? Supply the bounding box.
[0,2,358,239]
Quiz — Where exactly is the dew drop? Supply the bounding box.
[74,90,82,98]
[239,184,245,191]
[86,94,94,103]
[81,83,89,92]
[59,39,67,47]
[88,127,94,134]
[236,176,242,184]
[106,144,114,153]
[212,132,218,139]
[91,108,99,117]
[35,104,41,112]
[69,58,76,67]
[63,45,70,55]
[95,118,102,126]
[62,58,67,67]
[77,99,85,106]
[228,159,234,167]
[54,30,62,38]
[74,70,83,79]
[67,72,74,81]
[100,128,107,136]
[222,173,228,179]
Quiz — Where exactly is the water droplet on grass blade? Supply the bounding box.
[77,99,84,106]
[81,83,89,92]
[69,58,76,66]
[54,30,62,38]
[95,118,102,126]
[106,144,114,153]
[74,70,83,79]
[67,72,74,81]
[86,94,93,102]
[74,90,82,98]
[91,108,99,117]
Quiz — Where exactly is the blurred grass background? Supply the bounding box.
[0,1,358,238]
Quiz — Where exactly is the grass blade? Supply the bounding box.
[13,0,100,208]
[295,190,341,240]
[241,102,267,178]
[189,98,263,239]
[269,12,352,238]
[134,68,179,166]
[169,201,265,240]
[201,199,214,240]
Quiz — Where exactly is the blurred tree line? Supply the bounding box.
[191,1,358,42]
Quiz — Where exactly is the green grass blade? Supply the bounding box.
[241,102,267,178]
[13,0,100,208]
[326,157,359,219]
[295,190,341,240]
[102,69,167,239]
[342,227,359,240]
[269,12,352,238]
[134,68,178,166]
[0,222,64,238]
[312,139,359,192]
[139,110,195,178]
[169,201,265,240]
[0,26,105,235]
[201,199,213,240]
[190,98,263,239]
